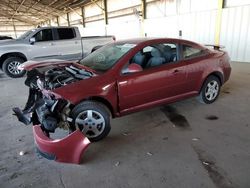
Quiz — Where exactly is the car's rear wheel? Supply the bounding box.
[2,57,26,78]
[70,101,111,142]
[199,75,221,104]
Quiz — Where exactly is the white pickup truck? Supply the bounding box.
[0,26,115,78]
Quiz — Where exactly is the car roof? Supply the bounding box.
[115,38,206,49]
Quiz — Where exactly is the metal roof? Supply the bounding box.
[0,0,93,26]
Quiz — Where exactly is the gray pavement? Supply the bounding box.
[0,62,249,188]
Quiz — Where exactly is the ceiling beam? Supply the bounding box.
[10,0,26,20]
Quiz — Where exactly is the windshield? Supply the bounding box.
[80,43,136,72]
[17,29,37,40]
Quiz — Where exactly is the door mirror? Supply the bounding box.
[29,37,36,45]
[122,63,143,74]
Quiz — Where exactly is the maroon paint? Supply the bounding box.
[23,38,231,117]
[33,125,90,164]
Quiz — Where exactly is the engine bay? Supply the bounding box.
[13,64,94,136]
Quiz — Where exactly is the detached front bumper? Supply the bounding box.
[33,125,90,164]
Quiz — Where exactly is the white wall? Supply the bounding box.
[79,0,248,63]
[4,0,249,62]
[220,5,250,62]
[0,25,33,38]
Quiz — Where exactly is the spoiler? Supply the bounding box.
[204,44,225,50]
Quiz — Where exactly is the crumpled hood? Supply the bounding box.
[19,59,78,71]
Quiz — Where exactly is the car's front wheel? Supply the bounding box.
[2,57,26,78]
[199,75,221,104]
[70,101,111,142]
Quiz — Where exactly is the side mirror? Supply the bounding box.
[29,37,36,45]
[122,63,143,74]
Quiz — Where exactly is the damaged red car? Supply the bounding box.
[13,38,231,163]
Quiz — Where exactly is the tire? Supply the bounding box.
[70,101,111,142]
[2,57,26,78]
[198,75,221,104]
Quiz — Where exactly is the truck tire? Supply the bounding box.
[70,101,111,142]
[2,57,26,78]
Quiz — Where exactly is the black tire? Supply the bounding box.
[198,75,221,104]
[2,57,26,78]
[70,101,111,142]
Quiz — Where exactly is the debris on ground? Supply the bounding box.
[115,161,120,167]
[147,152,153,156]
[19,151,26,156]
[205,115,219,120]
[192,138,200,141]
[122,132,131,136]
[202,161,210,166]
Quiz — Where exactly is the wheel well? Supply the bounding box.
[208,72,223,85]
[0,52,27,69]
[85,96,114,117]
[199,72,224,93]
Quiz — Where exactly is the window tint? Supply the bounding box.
[57,28,75,40]
[127,43,177,70]
[183,45,204,59]
[34,29,53,42]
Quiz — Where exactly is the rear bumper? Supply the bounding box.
[33,125,90,164]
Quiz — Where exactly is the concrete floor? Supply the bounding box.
[0,62,249,188]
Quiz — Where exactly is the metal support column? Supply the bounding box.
[12,20,17,38]
[141,0,146,20]
[81,7,85,27]
[215,0,224,45]
[103,0,108,25]
[140,0,146,37]
[56,16,60,26]
[67,12,70,26]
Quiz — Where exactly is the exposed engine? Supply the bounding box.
[13,65,93,135]
[40,65,93,90]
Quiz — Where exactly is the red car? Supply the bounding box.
[14,38,231,163]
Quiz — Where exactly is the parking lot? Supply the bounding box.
[0,62,249,188]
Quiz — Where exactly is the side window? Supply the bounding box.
[56,28,76,40]
[182,45,204,59]
[33,29,53,42]
[122,43,177,74]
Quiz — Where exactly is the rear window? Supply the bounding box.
[56,28,76,40]
[182,45,204,59]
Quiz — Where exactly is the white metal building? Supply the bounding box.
[1,0,250,62]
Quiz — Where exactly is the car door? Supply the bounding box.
[29,28,60,60]
[117,43,189,113]
[52,28,82,60]
[180,44,210,92]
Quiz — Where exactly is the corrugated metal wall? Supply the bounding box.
[2,0,249,62]
[220,5,250,62]
[74,0,250,62]
[144,3,250,62]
